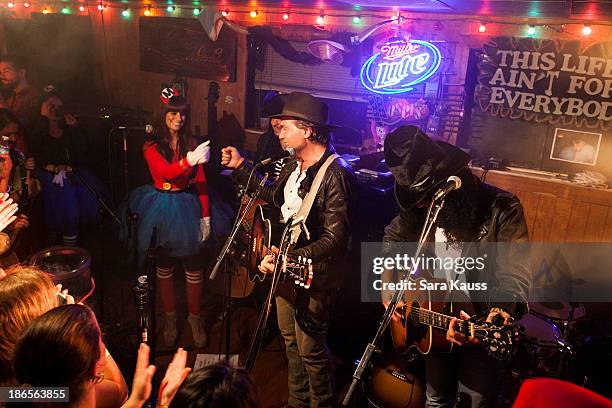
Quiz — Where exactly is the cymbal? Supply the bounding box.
[529,301,585,321]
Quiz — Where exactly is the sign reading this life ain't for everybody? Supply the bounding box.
[476,37,612,130]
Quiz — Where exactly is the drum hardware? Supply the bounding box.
[29,246,95,304]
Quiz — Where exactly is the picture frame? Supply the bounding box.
[549,128,602,166]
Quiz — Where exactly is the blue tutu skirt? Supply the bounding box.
[37,168,107,238]
[119,184,201,265]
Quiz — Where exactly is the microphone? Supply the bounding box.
[116,124,155,134]
[432,176,462,201]
[255,147,295,167]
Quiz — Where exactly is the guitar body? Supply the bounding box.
[391,277,474,355]
[247,205,272,283]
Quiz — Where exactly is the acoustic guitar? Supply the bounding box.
[390,277,516,360]
[247,204,314,288]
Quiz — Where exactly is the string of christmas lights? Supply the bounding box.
[0,1,606,37]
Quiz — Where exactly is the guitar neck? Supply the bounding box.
[412,307,473,337]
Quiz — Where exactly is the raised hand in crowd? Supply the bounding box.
[158,348,192,407]
[122,345,190,408]
[55,283,75,305]
[0,192,18,232]
[121,343,157,408]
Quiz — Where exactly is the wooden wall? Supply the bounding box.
[86,10,248,135]
[472,168,612,243]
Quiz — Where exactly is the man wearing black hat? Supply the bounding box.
[222,92,354,407]
[382,126,531,407]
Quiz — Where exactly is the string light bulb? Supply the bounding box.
[144,5,152,15]
[42,6,51,13]
[193,7,200,16]
[24,2,30,7]
[282,12,290,20]
[478,23,487,33]
[316,13,325,25]
[527,25,536,36]
[166,5,175,12]
[79,4,85,12]
[221,9,229,17]
[7,2,15,8]
[249,10,258,18]
[582,25,592,36]
[121,7,130,17]
[352,16,361,24]
[61,6,70,13]
[97,2,105,11]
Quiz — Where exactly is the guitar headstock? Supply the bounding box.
[284,256,313,289]
[207,82,220,105]
[472,322,518,361]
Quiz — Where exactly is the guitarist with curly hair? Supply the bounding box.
[382,126,531,407]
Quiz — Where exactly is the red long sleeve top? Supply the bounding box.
[143,143,209,218]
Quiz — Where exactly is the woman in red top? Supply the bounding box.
[125,96,210,348]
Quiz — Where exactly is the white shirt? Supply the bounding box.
[434,227,467,295]
[281,161,306,223]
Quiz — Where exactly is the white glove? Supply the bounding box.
[199,217,211,243]
[52,170,67,187]
[186,141,210,166]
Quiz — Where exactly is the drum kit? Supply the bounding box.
[29,246,95,304]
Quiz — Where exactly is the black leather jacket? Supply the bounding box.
[383,177,531,318]
[233,147,355,291]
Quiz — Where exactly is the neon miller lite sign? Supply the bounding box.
[360,39,442,94]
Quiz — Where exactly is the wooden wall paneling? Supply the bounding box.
[604,207,612,242]
[89,12,247,133]
[531,193,557,242]
[564,201,590,242]
[518,192,541,239]
[583,204,610,242]
[549,198,573,243]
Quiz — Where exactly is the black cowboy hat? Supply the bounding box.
[261,93,288,117]
[270,92,338,128]
[384,125,471,209]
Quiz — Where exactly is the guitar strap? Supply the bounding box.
[290,153,339,245]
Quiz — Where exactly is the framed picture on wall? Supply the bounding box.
[550,128,602,166]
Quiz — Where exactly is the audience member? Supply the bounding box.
[0,265,57,386]
[29,86,107,246]
[12,304,128,407]
[169,362,260,408]
[0,55,40,150]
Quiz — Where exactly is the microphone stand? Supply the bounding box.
[342,195,447,406]
[244,214,300,372]
[120,129,139,267]
[209,167,269,361]
[133,227,158,407]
